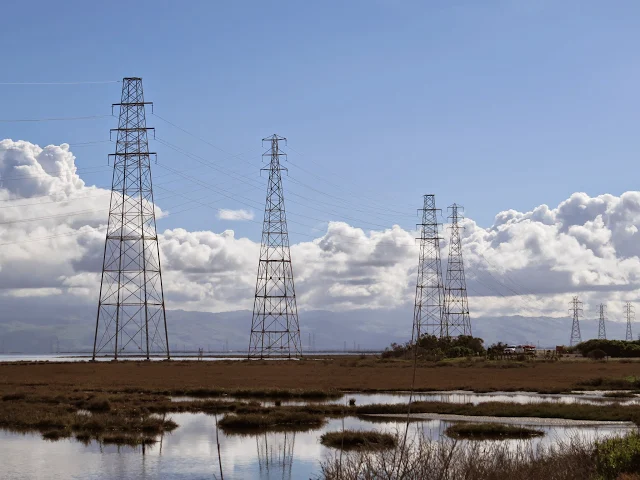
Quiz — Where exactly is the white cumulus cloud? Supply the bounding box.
[217,209,254,221]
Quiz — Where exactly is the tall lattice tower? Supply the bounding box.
[443,203,472,337]
[412,194,445,341]
[624,302,634,341]
[92,77,169,360]
[598,303,607,340]
[569,296,583,346]
[248,134,301,358]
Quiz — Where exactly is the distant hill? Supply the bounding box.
[0,297,634,353]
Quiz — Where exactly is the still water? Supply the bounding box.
[0,413,633,480]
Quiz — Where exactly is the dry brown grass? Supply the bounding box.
[2,357,640,393]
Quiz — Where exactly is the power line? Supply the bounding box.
[152,114,415,220]
[153,137,414,231]
[0,80,120,85]
[0,114,113,123]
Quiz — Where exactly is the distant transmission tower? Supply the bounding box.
[443,203,472,337]
[598,303,607,340]
[624,302,634,341]
[569,296,583,346]
[412,194,445,341]
[93,77,169,360]
[248,134,302,358]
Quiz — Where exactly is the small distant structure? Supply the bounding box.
[624,302,635,341]
[197,347,204,360]
[569,296,583,346]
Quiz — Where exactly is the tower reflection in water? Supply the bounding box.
[256,431,296,480]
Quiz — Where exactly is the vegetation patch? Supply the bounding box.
[595,432,640,480]
[101,434,157,446]
[445,422,544,440]
[574,339,640,359]
[42,429,70,441]
[320,430,397,450]
[320,432,640,479]
[84,397,111,412]
[2,393,26,401]
[603,391,636,398]
[218,411,325,432]
[171,387,341,400]
[577,376,640,391]
[382,335,485,360]
[355,401,640,425]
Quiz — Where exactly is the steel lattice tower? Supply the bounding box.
[443,203,472,337]
[569,296,583,346]
[412,194,445,341]
[598,303,607,340]
[624,302,634,341]
[92,77,169,360]
[248,134,301,358]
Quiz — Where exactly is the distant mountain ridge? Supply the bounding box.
[0,297,634,353]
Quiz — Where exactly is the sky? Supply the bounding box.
[1,1,640,330]
[1,0,640,237]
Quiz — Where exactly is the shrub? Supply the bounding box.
[349,398,356,407]
[86,398,111,413]
[595,432,640,480]
[383,335,485,359]
[588,349,607,360]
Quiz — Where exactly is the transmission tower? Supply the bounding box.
[412,194,445,341]
[93,77,169,360]
[443,203,472,337]
[569,296,583,346]
[248,134,302,358]
[598,303,607,340]
[624,302,635,341]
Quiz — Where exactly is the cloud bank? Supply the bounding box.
[1,139,640,323]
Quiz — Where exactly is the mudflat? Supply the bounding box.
[0,357,638,393]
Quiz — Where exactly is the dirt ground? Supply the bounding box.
[0,357,638,394]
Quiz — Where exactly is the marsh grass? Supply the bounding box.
[603,391,636,398]
[355,401,640,424]
[445,422,544,440]
[42,429,71,441]
[320,430,397,450]
[169,387,341,400]
[578,376,640,390]
[218,411,325,432]
[101,434,157,446]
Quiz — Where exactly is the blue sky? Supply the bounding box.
[1,0,639,243]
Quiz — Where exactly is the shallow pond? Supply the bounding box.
[0,413,634,479]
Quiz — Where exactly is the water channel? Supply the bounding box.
[0,411,635,479]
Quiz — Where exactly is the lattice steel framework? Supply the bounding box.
[625,302,634,342]
[443,203,472,337]
[248,134,302,358]
[598,303,607,340]
[412,194,445,341]
[569,296,583,346]
[92,77,169,360]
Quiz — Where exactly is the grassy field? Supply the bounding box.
[1,356,639,393]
